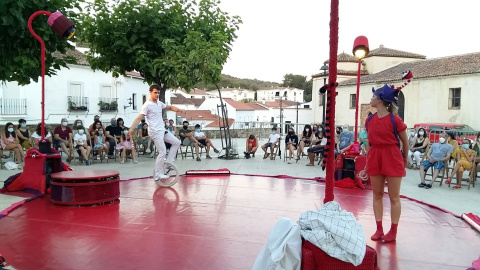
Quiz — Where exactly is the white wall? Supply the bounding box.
[257,88,305,102]
[197,98,237,120]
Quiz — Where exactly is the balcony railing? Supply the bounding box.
[0,98,27,115]
[68,96,89,111]
[98,97,118,112]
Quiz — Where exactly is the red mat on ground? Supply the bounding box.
[0,175,479,269]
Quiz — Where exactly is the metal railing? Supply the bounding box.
[98,97,118,111]
[0,98,27,115]
[67,96,89,111]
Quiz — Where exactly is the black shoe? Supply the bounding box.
[214,149,219,153]
[244,152,251,159]
[206,155,212,159]
[425,184,432,189]
[196,157,201,161]
[418,182,426,188]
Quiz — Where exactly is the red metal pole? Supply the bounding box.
[28,11,52,141]
[324,0,339,203]
[354,59,361,143]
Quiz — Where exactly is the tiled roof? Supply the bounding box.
[178,88,208,95]
[176,110,234,127]
[170,94,194,105]
[186,98,205,107]
[325,52,358,63]
[223,98,255,111]
[52,49,89,66]
[340,52,480,86]
[125,71,143,78]
[246,102,269,110]
[366,45,426,59]
[259,100,300,108]
[206,118,235,128]
[214,88,253,92]
[312,69,368,78]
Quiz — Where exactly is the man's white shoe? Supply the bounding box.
[155,174,170,181]
[145,149,151,154]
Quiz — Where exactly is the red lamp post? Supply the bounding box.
[352,36,369,143]
[28,11,75,151]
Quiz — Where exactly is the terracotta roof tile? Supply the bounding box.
[258,100,299,108]
[186,98,205,107]
[366,45,426,59]
[176,110,234,127]
[340,52,480,86]
[223,98,255,111]
[125,71,143,78]
[245,102,269,110]
[325,52,358,63]
[206,118,235,128]
[179,88,208,95]
[170,94,194,105]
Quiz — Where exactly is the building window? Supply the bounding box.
[318,94,325,107]
[350,94,356,109]
[275,92,279,97]
[449,87,461,109]
[132,93,137,110]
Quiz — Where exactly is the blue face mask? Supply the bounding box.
[21,123,27,128]
[318,128,323,132]
[343,129,348,133]
[196,129,201,132]
[7,128,13,133]
[271,131,276,135]
[462,144,469,149]
[112,121,117,126]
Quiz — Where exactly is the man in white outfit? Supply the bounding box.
[129,84,182,180]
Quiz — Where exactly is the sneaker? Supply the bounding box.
[146,149,151,154]
[287,159,291,164]
[206,155,212,159]
[418,182,426,188]
[214,149,219,153]
[196,157,201,161]
[97,155,101,160]
[155,174,170,181]
[120,159,125,164]
[425,184,432,189]
[133,160,138,164]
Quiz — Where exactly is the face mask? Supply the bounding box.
[336,130,341,135]
[418,131,424,136]
[318,128,323,132]
[78,130,84,135]
[196,129,201,132]
[288,131,293,135]
[462,144,469,149]
[410,132,415,136]
[439,137,446,144]
[97,131,103,135]
[21,123,27,128]
[123,130,128,135]
[112,121,117,126]
[183,126,188,130]
[343,129,348,133]
[313,128,318,132]
[306,129,310,132]
[271,131,276,135]
[7,128,13,133]
[62,121,68,126]
[77,123,82,126]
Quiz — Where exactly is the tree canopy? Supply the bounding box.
[80,0,241,102]
[0,0,84,85]
[281,73,312,102]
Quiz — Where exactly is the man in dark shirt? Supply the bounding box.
[178,121,202,161]
[54,118,74,162]
[105,117,123,158]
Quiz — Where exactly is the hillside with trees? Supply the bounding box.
[195,74,280,91]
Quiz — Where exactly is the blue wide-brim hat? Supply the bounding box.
[372,84,399,104]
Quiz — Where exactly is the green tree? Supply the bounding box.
[303,78,313,102]
[80,0,241,102]
[282,74,307,89]
[0,0,84,85]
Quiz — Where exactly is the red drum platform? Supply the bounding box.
[0,174,479,269]
[50,170,120,206]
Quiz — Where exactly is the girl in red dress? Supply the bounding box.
[366,84,409,242]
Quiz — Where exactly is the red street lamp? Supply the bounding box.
[352,35,369,143]
[28,11,75,152]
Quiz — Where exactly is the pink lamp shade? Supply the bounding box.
[352,36,369,59]
[47,11,75,39]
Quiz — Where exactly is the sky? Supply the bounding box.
[217,0,480,83]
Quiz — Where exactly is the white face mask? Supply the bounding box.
[62,121,68,126]
[306,129,310,132]
[78,130,84,135]
[439,137,446,144]
[410,132,415,136]
[418,131,424,136]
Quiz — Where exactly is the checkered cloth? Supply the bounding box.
[298,201,366,266]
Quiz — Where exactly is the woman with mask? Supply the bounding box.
[73,125,92,165]
[407,128,429,169]
[2,122,25,167]
[118,127,137,164]
[16,119,32,149]
[31,123,52,149]
[285,128,298,164]
[473,132,480,175]
[445,138,475,189]
[93,123,109,160]
[297,124,313,160]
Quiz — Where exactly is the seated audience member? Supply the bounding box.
[244,134,258,159]
[179,121,202,161]
[31,122,52,149]
[446,131,459,162]
[358,126,368,155]
[418,132,452,189]
[2,122,25,167]
[338,124,354,154]
[117,127,137,164]
[285,128,298,164]
[262,127,280,160]
[168,119,176,134]
[445,138,476,189]
[473,132,480,174]
[297,125,313,159]
[408,128,417,149]
[73,125,92,165]
[137,122,153,154]
[194,124,219,159]
[408,128,429,169]
[54,118,74,162]
[306,129,327,166]
[105,118,123,159]
[93,126,109,160]
[16,119,32,149]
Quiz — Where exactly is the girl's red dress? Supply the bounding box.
[365,113,407,177]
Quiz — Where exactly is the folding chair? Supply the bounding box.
[421,144,449,186]
[179,137,195,160]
